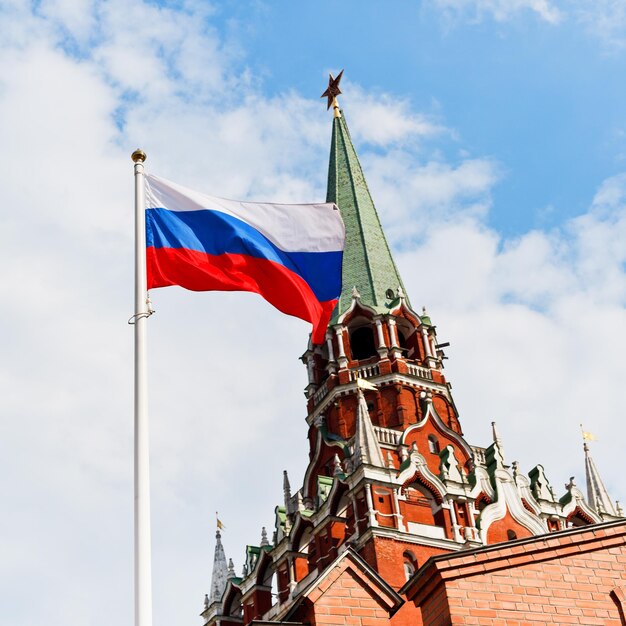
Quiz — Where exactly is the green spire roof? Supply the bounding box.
[326,112,408,319]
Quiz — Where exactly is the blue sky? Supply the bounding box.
[2,2,626,626]
[210,0,626,236]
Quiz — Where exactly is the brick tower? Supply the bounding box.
[201,82,625,626]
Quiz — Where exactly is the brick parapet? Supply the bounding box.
[403,519,626,626]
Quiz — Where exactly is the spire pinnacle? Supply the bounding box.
[283,470,292,513]
[351,388,384,469]
[260,526,270,547]
[326,95,408,318]
[485,421,507,480]
[491,421,501,444]
[583,440,617,516]
[208,525,229,605]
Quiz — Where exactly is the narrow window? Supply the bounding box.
[428,434,440,454]
[403,551,417,581]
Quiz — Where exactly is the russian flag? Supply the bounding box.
[145,174,345,343]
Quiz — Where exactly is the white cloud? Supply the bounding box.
[363,151,501,244]
[36,0,98,45]
[432,0,626,49]
[340,85,447,147]
[93,0,228,101]
[572,0,626,50]
[432,0,562,24]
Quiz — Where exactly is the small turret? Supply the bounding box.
[350,385,384,470]
[584,442,618,516]
[208,528,229,605]
[283,470,292,514]
[485,421,506,479]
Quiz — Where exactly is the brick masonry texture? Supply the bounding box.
[406,519,626,626]
[314,569,390,626]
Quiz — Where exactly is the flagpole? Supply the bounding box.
[132,148,153,626]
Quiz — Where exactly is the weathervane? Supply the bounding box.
[321,69,344,118]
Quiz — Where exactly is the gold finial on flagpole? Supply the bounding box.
[132,149,147,163]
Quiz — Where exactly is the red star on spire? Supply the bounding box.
[321,69,344,110]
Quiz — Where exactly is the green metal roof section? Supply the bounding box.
[326,112,409,319]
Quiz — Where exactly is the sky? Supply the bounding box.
[2,1,626,625]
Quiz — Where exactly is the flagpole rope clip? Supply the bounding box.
[128,294,156,324]
[128,311,154,324]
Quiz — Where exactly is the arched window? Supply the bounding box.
[224,590,243,618]
[403,551,417,581]
[567,513,590,528]
[428,434,440,454]
[350,326,376,360]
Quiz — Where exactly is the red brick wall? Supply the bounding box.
[416,584,450,626]
[361,536,450,591]
[407,520,626,626]
[312,569,390,626]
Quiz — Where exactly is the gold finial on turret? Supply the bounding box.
[321,69,344,118]
[580,424,598,443]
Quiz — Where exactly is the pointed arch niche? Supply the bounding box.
[394,314,421,360]
[401,482,447,540]
[289,519,317,579]
[252,551,276,616]
[222,584,243,620]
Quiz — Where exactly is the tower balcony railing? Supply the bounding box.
[349,361,434,382]
[374,425,402,447]
[349,363,380,381]
[312,380,329,405]
[405,363,433,381]
[312,360,436,407]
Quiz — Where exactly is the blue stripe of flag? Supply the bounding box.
[146,207,343,303]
